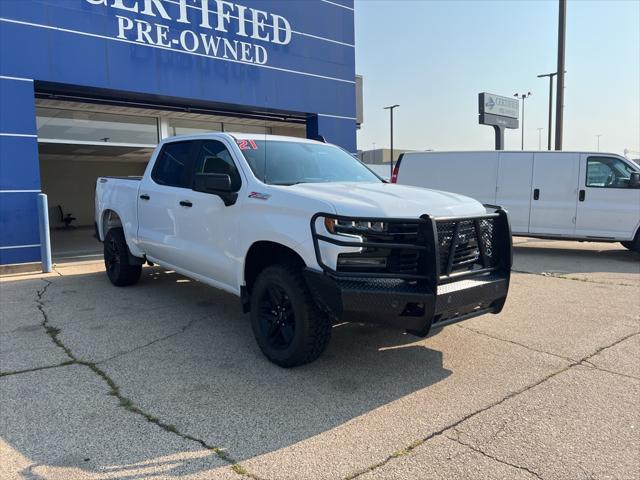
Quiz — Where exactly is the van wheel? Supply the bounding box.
[621,231,640,253]
[250,264,331,367]
[104,227,142,286]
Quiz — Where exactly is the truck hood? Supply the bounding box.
[287,182,485,218]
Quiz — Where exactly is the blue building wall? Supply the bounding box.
[0,0,356,265]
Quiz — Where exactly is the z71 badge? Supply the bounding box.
[248,192,271,200]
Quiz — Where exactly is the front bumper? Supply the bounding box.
[305,206,512,336]
[304,270,508,335]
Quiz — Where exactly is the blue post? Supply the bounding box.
[37,193,52,273]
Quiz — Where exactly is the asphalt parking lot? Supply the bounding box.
[1,238,639,480]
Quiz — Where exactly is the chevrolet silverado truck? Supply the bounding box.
[95,133,512,367]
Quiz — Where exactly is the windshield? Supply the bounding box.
[237,140,382,185]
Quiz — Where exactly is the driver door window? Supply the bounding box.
[195,140,242,191]
[586,156,634,188]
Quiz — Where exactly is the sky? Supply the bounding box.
[354,0,640,155]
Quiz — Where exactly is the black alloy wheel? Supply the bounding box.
[258,284,296,350]
[103,227,142,287]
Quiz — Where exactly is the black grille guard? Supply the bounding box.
[310,204,512,290]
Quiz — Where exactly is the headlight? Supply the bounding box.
[323,217,387,236]
[324,217,337,234]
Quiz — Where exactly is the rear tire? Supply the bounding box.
[104,227,142,286]
[250,264,331,367]
[621,230,640,253]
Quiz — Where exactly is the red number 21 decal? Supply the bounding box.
[237,139,259,150]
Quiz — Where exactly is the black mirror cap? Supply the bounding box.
[193,173,238,206]
[194,173,232,193]
[630,172,640,188]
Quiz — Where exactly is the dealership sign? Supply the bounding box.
[479,92,519,119]
[478,92,519,150]
[86,0,293,65]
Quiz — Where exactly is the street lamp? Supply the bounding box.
[384,104,400,177]
[537,72,557,150]
[537,128,544,150]
[596,134,602,152]
[514,92,532,150]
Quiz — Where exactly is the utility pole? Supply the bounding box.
[596,134,602,152]
[514,92,532,150]
[537,128,543,150]
[555,0,567,150]
[537,72,557,150]
[384,104,400,177]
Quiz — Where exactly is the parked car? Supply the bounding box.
[393,151,640,252]
[96,134,512,367]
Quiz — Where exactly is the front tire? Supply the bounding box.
[250,264,331,367]
[104,227,142,286]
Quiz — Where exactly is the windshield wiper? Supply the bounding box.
[269,181,304,186]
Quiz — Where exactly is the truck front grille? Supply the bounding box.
[436,218,496,276]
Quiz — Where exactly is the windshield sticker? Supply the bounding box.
[237,139,258,150]
[248,191,270,200]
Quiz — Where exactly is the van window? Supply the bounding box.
[586,156,636,188]
[152,141,195,188]
[195,140,242,191]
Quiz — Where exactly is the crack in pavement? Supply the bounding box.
[579,359,640,382]
[343,330,640,480]
[512,269,638,288]
[456,325,575,363]
[0,360,76,378]
[32,278,264,480]
[457,325,640,382]
[95,315,205,365]
[445,429,544,480]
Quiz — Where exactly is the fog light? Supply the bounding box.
[337,256,387,267]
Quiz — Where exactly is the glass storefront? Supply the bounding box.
[167,118,223,136]
[36,108,158,145]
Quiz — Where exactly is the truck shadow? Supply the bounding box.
[2,266,452,478]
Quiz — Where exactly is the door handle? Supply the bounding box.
[179,200,193,207]
[140,194,150,200]
[579,189,585,201]
[533,188,540,200]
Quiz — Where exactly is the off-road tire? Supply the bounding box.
[250,264,331,367]
[104,227,142,286]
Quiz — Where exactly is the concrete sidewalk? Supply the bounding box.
[1,240,638,479]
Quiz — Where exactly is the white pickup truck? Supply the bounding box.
[95,133,512,367]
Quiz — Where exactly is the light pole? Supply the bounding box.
[514,92,532,150]
[555,0,567,150]
[537,128,544,150]
[596,134,602,152]
[384,104,400,177]
[537,72,557,150]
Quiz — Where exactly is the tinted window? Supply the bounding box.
[586,156,636,188]
[195,140,242,191]
[152,141,195,188]
[238,140,381,185]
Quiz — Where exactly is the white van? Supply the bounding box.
[392,151,640,252]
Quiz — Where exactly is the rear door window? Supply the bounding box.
[152,141,196,188]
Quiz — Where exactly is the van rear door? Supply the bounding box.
[575,154,640,240]
[529,152,580,236]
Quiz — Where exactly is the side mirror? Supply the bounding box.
[193,173,238,206]
[630,172,640,188]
